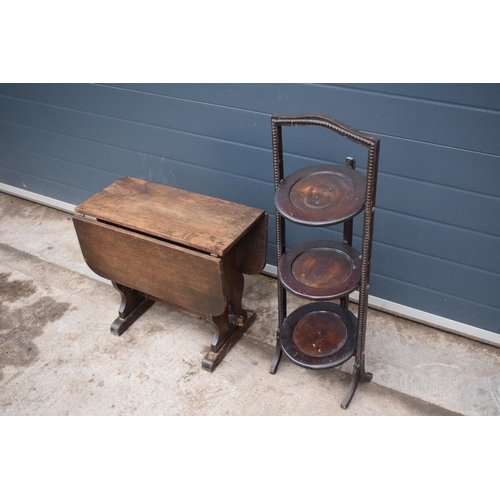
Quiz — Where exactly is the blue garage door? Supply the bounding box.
[0,83,499,335]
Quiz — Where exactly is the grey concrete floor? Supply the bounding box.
[1,191,500,416]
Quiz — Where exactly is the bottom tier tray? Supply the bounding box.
[280,301,357,369]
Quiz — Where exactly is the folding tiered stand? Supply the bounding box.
[269,114,380,409]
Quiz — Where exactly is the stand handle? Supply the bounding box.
[271,114,379,148]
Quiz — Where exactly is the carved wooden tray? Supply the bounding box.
[280,302,357,369]
[278,240,361,300]
[275,164,366,225]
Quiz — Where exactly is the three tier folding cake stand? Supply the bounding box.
[269,114,380,409]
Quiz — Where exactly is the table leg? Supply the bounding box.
[110,282,154,336]
[202,247,255,372]
[202,309,256,372]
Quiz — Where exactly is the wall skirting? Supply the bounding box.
[1,182,76,214]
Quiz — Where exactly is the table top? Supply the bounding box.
[75,176,265,257]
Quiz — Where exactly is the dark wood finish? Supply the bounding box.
[275,164,366,226]
[270,114,380,409]
[75,176,265,257]
[270,120,286,375]
[341,157,356,309]
[278,240,361,300]
[73,177,267,372]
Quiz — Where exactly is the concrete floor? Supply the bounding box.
[1,191,500,416]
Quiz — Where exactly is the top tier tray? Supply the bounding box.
[275,164,367,226]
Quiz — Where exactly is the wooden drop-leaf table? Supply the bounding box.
[73,176,267,372]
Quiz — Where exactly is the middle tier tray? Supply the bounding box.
[275,163,367,225]
[278,240,362,300]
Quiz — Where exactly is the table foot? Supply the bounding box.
[202,310,256,372]
[110,282,154,336]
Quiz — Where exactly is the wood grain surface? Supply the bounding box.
[75,176,265,257]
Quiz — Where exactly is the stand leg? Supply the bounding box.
[269,333,283,374]
[340,160,355,312]
[341,359,373,410]
[270,275,287,374]
[110,282,154,336]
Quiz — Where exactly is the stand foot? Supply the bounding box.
[202,310,256,372]
[341,361,372,410]
[269,340,283,374]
